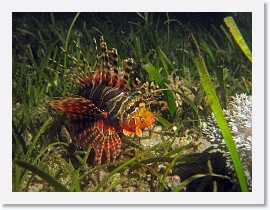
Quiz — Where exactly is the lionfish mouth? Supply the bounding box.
[49,36,156,165]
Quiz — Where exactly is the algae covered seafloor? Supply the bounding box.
[12,12,252,192]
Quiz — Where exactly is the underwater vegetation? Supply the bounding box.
[12,12,252,192]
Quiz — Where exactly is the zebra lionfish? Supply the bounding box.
[49,36,155,165]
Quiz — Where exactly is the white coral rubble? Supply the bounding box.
[203,93,252,191]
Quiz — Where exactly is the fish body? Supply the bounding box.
[49,37,155,165]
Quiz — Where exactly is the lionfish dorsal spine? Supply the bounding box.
[116,58,134,89]
[109,48,120,87]
[74,41,90,65]
[100,38,111,84]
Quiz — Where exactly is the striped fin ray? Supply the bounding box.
[48,97,106,118]
[69,118,122,165]
[92,37,110,86]
[100,36,112,85]
[73,40,91,72]
[60,47,89,84]
[106,48,119,87]
[118,58,135,89]
[100,36,111,71]
[58,70,89,89]
[109,131,122,161]
[60,47,83,73]
[49,55,90,88]
[61,52,89,86]
[93,37,101,71]
[48,58,77,78]
[91,119,122,165]
[66,119,93,143]
[66,120,100,154]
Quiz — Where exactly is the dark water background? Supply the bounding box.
[12,12,252,192]
[13,12,251,41]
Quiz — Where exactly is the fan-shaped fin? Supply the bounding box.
[48,97,105,118]
[91,119,122,165]
[66,118,122,166]
[67,121,96,149]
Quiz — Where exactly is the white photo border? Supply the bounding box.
[0,0,265,205]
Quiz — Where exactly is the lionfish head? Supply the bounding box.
[121,102,155,137]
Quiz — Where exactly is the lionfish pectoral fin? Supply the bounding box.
[89,120,122,165]
[110,132,122,162]
[91,133,104,166]
[65,120,95,149]
[101,132,122,164]
[67,120,120,165]
[70,122,105,166]
[135,126,143,137]
[102,139,111,164]
[123,129,133,137]
[91,133,122,165]
[49,97,103,118]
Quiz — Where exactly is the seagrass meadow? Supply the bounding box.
[12,12,252,192]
